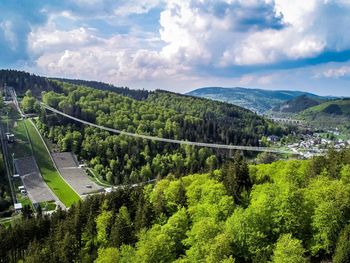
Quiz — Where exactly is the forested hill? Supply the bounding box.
[51,78,149,100]
[0,69,149,100]
[187,87,326,114]
[1,69,288,184]
[22,80,287,185]
[296,98,350,133]
[0,69,62,96]
[272,95,323,113]
[2,149,350,262]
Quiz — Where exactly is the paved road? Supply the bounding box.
[0,118,16,204]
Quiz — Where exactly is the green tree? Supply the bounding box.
[96,202,113,246]
[109,206,134,247]
[221,152,251,204]
[272,234,307,263]
[95,247,120,263]
[333,223,350,263]
[21,94,36,113]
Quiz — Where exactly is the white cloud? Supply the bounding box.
[113,0,163,16]
[23,0,350,93]
[225,28,325,66]
[158,0,350,68]
[31,24,188,86]
[28,26,101,55]
[321,66,350,78]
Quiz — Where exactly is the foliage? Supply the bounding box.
[272,234,307,263]
[333,223,350,263]
[35,81,283,184]
[0,69,62,97]
[1,150,350,262]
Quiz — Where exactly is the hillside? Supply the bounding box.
[272,95,323,113]
[11,74,288,185]
[51,78,149,100]
[297,98,350,132]
[187,87,324,114]
[0,70,149,100]
[2,150,350,262]
[0,69,62,97]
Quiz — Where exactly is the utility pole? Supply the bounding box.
[12,153,15,175]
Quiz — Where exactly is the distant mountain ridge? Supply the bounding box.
[186,87,327,114]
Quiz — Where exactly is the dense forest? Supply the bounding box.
[0,154,11,217]
[0,69,149,99]
[51,78,149,101]
[1,150,350,262]
[22,81,287,184]
[0,70,61,97]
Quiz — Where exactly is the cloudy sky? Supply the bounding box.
[1,0,350,95]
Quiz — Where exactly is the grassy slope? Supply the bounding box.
[9,119,32,158]
[24,119,80,207]
[297,99,350,133]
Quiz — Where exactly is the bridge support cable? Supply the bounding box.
[40,102,297,155]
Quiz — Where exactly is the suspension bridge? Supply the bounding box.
[40,102,299,155]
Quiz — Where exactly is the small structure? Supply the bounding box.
[5,132,15,143]
[267,135,280,142]
[13,174,20,178]
[105,187,113,193]
[14,203,23,212]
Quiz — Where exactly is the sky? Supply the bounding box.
[1,0,350,96]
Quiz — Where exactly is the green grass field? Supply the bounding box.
[39,201,56,211]
[8,119,32,158]
[24,119,80,207]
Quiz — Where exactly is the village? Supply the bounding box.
[267,129,350,158]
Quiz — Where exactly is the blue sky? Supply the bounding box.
[1,0,350,95]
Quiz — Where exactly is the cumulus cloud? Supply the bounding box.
[158,0,342,68]
[3,0,350,92]
[30,23,186,85]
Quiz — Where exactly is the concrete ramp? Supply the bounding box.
[52,152,103,195]
[14,156,56,204]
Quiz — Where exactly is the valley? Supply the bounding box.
[2,2,350,262]
[0,70,349,263]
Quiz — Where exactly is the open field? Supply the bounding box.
[52,152,104,196]
[39,201,56,211]
[8,119,32,158]
[24,119,80,207]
